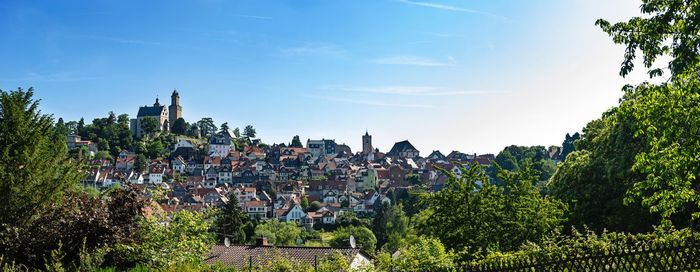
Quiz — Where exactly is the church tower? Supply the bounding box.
[362,131,373,154]
[169,89,182,130]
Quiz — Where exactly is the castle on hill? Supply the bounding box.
[130,90,183,138]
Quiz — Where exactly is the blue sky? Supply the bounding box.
[1,0,651,154]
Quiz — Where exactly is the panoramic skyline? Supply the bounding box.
[1,0,652,154]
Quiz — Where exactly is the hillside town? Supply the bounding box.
[5,1,700,270]
[70,91,523,229]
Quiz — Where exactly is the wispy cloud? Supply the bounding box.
[371,55,455,66]
[394,0,506,19]
[323,85,507,96]
[424,32,459,38]
[233,14,273,20]
[279,42,347,57]
[3,72,97,83]
[79,35,164,46]
[308,95,433,108]
[407,40,432,45]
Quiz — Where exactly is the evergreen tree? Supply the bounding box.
[383,204,412,253]
[372,202,390,249]
[220,122,229,133]
[197,118,217,138]
[134,154,148,172]
[560,132,580,161]
[243,125,256,138]
[0,88,81,227]
[290,135,303,148]
[54,117,69,137]
[187,123,200,138]
[77,117,86,137]
[213,196,251,244]
[301,196,309,211]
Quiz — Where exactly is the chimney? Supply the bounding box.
[256,237,269,246]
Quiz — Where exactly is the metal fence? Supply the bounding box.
[460,240,700,272]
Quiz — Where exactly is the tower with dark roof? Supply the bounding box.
[362,131,373,154]
[169,89,182,130]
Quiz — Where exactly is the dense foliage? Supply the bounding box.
[418,164,565,260]
[212,196,254,244]
[116,210,214,268]
[377,237,455,272]
[596,0,700,79]
[548,0,700,233]
[254,220,303,246]
[0,88,82,227]
[329,226,378,256]
[6,1,700,269]
[490,145,557,183]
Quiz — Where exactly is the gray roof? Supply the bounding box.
[387,140,418,156]
[209,132,232,145]
[205,245,364,269]
[428,150,446,159]
[137,105,165,118]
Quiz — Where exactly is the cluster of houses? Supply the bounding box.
[80,128,500,229]
[80,130,498,228]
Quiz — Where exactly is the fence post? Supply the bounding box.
[314,255,318,272]
[249,255,253,272]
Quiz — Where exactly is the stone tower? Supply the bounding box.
[169,89,182,130]
[362,131,373,154]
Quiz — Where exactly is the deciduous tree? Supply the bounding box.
[171,118,188,135]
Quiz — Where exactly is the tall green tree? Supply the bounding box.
[64,120,78,135]
[0,88,81,227]
[383,204,413,253]
[134,154,147,173]
[549,0,700,231]
[212,197,251,244]
[139,117,159,137]
[146,139,164,159]
[171,118,188,135]
[77,117,85,137]
[197,118,217,138]
[622,80,700,226]
[596,0,700,79]
[54,117,69,137]
[219,122,229,134]
[560,132,580,161]
[301,196,309,211]
[372,202,390,249]
[290,135,303,148]
[243,125,256,138]
[187,123,200,138]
